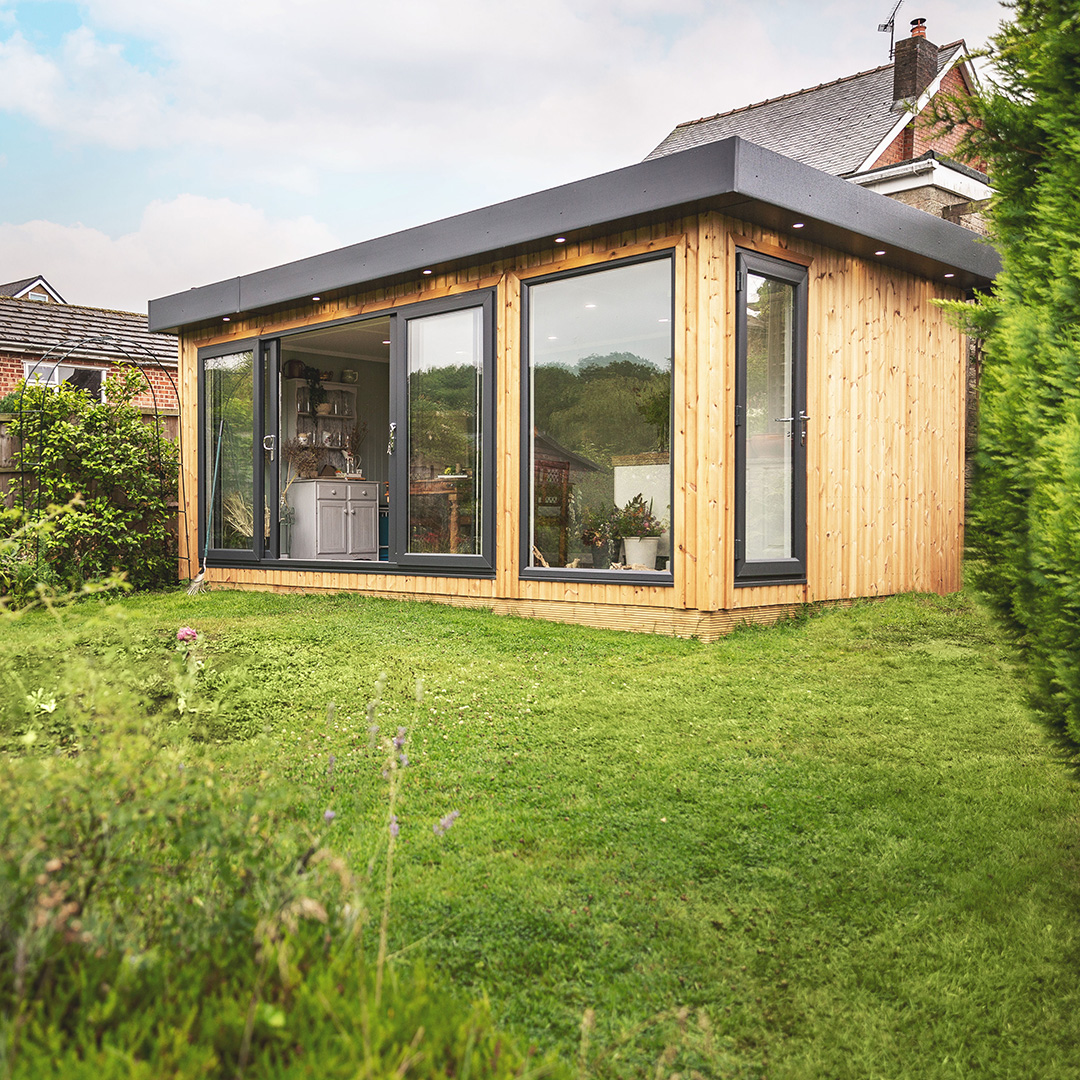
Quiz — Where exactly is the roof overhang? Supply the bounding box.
[149,137,999,335]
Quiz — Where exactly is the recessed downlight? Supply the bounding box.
[554,236,566,243]
[222,316,231,322]
[382,339,391,345]
[944,272,955,279]
[792,222,805,229]
[422,269,433,275]
[311,295,320,301]
[874,250,886,256]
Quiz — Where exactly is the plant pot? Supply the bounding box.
[622,536,659,568]
[591,545,612,569]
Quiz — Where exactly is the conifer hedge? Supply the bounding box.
[948,2,1080,741]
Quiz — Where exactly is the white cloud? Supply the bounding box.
[0,195,339,311]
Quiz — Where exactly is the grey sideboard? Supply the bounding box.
[288,479,378,560]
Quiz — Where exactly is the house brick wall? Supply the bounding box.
[0,349,179,410]
[872,69,984,173]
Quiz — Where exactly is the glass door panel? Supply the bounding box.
[745,272,794,561]
[203,349,256,554]
[406,307,483,556]
[735,251,807,583]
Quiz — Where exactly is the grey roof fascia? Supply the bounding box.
[149,137,998,334]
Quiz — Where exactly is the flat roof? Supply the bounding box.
[149,137,999,334]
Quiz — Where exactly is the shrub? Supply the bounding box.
[2,368,178,602]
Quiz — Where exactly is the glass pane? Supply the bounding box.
[407,308,483,555]
[529,259,673,571]
[204,350,255,551]
[745,273,794,561]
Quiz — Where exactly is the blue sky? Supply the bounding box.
[0,0,1007,312]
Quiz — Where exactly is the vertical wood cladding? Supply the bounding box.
[176,213,965,638]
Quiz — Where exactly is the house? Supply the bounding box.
[0,286,179,411]
[0,275,67,304]
[647,19,991,233]
[149,132,998,638]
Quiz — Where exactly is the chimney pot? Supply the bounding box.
[911,18,927,37]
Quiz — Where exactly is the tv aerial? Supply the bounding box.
[878,0,905,59]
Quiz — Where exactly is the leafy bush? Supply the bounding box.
[1,369,178,603]
[937,2,1080,743]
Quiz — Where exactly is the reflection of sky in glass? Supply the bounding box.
[531,260,672,371]
[205,351,253,371]
[408,309,481,373]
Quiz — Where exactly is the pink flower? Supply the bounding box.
[176,627,198,644]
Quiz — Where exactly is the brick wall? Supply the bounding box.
[0,351,179,410]
[871,70,984,173]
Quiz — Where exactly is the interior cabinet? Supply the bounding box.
[284,379,358,472]
[288,479,378,560]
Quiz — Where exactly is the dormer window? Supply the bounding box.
[26,290,50,302]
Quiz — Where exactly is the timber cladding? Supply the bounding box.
[176,210,965,639]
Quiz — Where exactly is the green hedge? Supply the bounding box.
[944,1,1080,743]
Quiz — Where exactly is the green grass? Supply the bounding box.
[3,588,1079,1078]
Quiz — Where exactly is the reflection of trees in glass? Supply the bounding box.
[408,363,480,555]
[533,352,670,467]
[531,351,671,568]
[205,352,255,550]
[408,364,479,478]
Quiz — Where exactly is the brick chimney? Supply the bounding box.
[893,18,939,102]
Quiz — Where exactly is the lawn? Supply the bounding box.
[2,588,1078,1078]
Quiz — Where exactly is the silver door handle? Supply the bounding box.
[262,434,276,461]
[386,422,397,455]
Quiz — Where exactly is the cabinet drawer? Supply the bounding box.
[315,481,347,500]
[350,483,378,502]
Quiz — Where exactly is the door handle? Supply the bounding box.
[262,434,276,461]
[798,411,810,446]
[386,422,397,455]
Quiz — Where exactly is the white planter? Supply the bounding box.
[622,536,659,568]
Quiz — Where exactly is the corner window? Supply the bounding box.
[522,254,674,578]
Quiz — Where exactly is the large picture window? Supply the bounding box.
[523,255,674,577]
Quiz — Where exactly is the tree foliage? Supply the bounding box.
[945,2,1080,740]
[2,368,178,601]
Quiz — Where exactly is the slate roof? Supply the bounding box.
[0,297,177,367]
[645,42,965,176]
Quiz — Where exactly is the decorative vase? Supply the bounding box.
[315,402,332,416]
[622,536,659,568]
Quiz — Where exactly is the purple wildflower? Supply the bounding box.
[388,814,399,838]
[399,753,409,768]
[392,726,407,750]
[323,809,336,824]
[327,754,336,777]
[176,627,198,644]
[433,810,460,837]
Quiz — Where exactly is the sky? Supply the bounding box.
[0,0,1008,314]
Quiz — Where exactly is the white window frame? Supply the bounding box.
[23,361,109,401]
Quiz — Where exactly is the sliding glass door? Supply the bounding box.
[198,290,494,574]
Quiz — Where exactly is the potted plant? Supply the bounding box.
[282,437,329,479]
[304,366,329,414]
[612,493,665,568]
[580,503,615,569]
